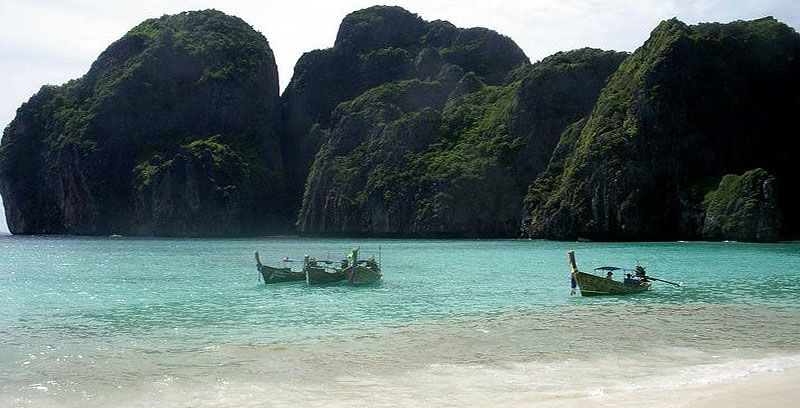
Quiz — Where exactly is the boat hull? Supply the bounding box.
[574,271,650,296]
[345,265,382,285]
[306,266,345,285]
[259,265,306,284]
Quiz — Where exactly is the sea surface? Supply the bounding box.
[1,236,799,407]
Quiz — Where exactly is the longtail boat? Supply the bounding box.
[567,251,650,296]
[255,252,306,284]
[342,247,382,285]
[305,258,346,285]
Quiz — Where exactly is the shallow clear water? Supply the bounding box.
[1,236,799,406]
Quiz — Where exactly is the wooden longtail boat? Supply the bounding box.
[567,251,650,296]
[255,248,385,286]
[305,258,346,285]
[254,252,306,284]
[343,247,381,285]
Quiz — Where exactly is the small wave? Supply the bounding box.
[28,383,48,391]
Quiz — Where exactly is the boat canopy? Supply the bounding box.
[594,266,642,274]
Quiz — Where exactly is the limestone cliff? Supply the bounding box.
[524,17,800,241]
[281,6,530,212]
[0,10,286,235]
[702,169,781,242]
[4,9,795,240]
[296,45,626,236]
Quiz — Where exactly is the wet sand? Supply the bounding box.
[528,367,800,408]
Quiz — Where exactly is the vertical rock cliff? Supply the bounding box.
[524,17,800,241]
[4,8,795,240]
[0,10,286,235]
[292,6,626,236]
[702,169,781,242]
[282,6,530,220]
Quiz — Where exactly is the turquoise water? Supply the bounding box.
[2,236,800,407]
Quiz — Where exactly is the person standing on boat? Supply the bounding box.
[606,271,613,279]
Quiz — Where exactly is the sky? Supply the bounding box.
[0,0,798,234]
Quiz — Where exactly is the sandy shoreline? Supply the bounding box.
[682,367,800,408]
[4,362,799,407]
[529,367,800,408]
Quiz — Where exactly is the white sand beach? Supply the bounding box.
[526,367,800,408]
[683,368,800,408]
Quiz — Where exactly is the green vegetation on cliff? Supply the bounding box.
[297,44,626,236]
[524,17,800,241]
[702,169,781,242]
[408,82,524,235]
[282,6,530,216]
[0,10,285,235]
[4,7,795,241]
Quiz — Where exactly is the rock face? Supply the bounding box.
[524,17,800,241]
[702,169,781,242]
[510,48,628,187]
[282,6,530,213]
[4,9,798,240]
[0,10,286,235]
[298,80,449,235]
[294,15,626,236]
